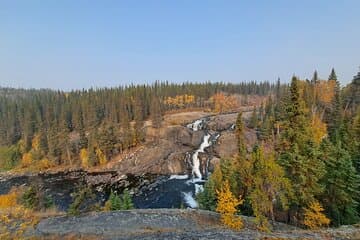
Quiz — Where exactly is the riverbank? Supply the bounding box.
[25,209,360,239]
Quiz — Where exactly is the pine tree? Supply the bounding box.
[197,176,217,211]
[328,78,342,142]
[320,140,360,225]
[311,70,319,84]
[38,127,48,155]
[150,96,162,128]
[249,107,258,129]
[232,111,254,206]
[133,97,144,145]
[235,112,246,156]
[276,77,281,100]
[120,104,132,150]
[104,190,122,211]
[77,110,88,149]
[352,109,360,173]
[279,77,325,222]
[328,68,337,81]
[120,189,134,210]
[98,125,117,160]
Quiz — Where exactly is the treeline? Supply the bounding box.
[0,81,276,170]
[198,68,360,229]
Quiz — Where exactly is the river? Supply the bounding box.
[0,117,224,211]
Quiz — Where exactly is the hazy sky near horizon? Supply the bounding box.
[0,0,359,90]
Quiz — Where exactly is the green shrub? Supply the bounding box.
[68,186,95,216]
[21,186,39,210]
[104,188,134,211]
[20,185,54,211]
[120,189,134,210]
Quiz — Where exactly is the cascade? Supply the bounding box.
[180,118,219,208]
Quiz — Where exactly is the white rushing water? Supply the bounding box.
[169,174,189,180]
[192,134,211,179]
[186,119,204,131]
[182,192,198,208]
[172,118,219,208]
[194,184,204,195]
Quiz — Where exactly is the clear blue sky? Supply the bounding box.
[0,0,359,90]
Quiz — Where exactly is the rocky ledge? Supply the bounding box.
[32,209,360,239]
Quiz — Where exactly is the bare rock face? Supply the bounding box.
[147,125,204,148]
[113,125,205,175]
[214,131,238,159]
[208,157,221,172]
[33,209,360,240]
[111,112,256,175]
[214,127,257,160]
[208,113,238,131]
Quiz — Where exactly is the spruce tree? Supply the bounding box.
[320,140,359,225]
[150,95,162,128]
[197,176,217,211]
[327,78,342,142]
[279,77,325,221]
[77,110,88,149]
[311,70,319,84]
[235,112,246,156]
[120,189,134,210]
[328,68,337,81]
[249,107,258,129]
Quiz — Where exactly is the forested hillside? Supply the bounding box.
[198,68,360,229]
[1,68,359,230]
[0,81,276,171]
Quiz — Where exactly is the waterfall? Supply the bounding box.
[175,118,219,208]
[191,134,211,179]
[166,118,221,208]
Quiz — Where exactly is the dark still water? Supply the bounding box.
[0,170,202,211]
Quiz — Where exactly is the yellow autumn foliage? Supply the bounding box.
[315,80,336,104]
[211,93,239,113]
[164,94,195,107]
[21,152,33,168]
[216,180,244,230]
[80,148,89,168]
[0,188,19,209]
[31,133,41,151]
[303,201,330,229]
[96,148,107,165]
[37,158,53,170]
[311,114,327,144]
[0,188,40,239]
